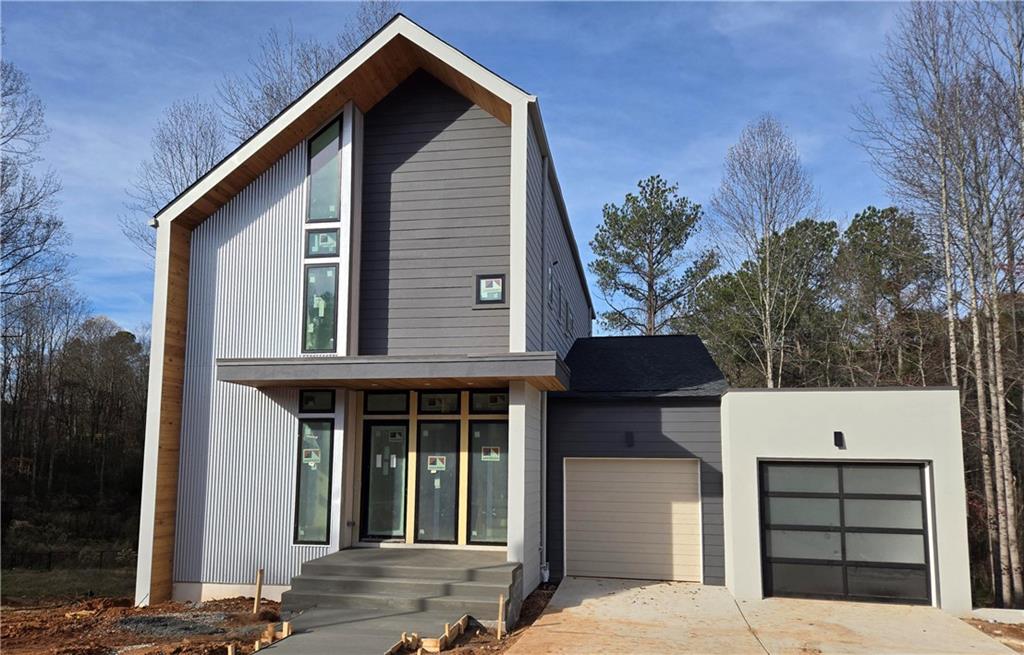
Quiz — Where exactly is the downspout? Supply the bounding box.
[539,153,550,581]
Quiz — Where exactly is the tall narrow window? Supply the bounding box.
[308,121,341,222]
[303,264,338,352]
[295,419,333,544]
[468,421,509,544]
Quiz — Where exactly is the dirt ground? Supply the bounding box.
[1,596,281,655]
[441,583,557,655]
[0,585,556,655]
[965,618,1024,653]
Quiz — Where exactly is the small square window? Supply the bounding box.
[300,390,335,413]
[476,274,505,304]
[306,229,339,257]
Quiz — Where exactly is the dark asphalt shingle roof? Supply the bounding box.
[558,335,728,398]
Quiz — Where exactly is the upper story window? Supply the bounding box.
[308,120,341,222]
[306,229,340,258]
[476,274,505,305]
[547,267,555,309]
[303,264,338,352]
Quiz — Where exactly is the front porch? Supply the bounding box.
[276,547,522,654]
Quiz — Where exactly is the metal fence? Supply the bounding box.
[2,549,131,570]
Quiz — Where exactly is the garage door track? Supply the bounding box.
[507,577,1013,654]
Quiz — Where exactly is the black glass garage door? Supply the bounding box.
[759,462,930,604]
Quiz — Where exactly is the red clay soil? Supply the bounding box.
[1,596,280,655]
[443,583,558,655]
[965,618,1024,653]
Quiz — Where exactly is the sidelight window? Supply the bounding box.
[468,420,508,544]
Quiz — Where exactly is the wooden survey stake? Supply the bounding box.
[253,568,264,614]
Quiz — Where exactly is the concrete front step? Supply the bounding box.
[300,561,518,584]
[289,573,511,600]
[281,548,520,619]
[280,589,502,616]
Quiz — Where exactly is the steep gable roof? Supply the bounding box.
[156,14,533,229]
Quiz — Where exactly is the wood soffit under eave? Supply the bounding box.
[172,34,513,232]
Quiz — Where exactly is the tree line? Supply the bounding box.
[1,49,149,553]
[591,3,1023,606]
[0,3,397,558]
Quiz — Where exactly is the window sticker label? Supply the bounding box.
[478,276,503,302]
[481,446,501,462]
[303,448,321,469]
[427,455,447,472]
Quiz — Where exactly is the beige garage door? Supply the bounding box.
[564,458,701,581]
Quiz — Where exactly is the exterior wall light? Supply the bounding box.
[834,430,846,449]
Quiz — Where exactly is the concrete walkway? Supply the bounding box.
[265,606,459,654]
[507,577,1014,655]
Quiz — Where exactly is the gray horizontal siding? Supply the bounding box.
[524,120,591,356]
[525,124,544,352]
[359,70,511,355]
[546,398,724,585]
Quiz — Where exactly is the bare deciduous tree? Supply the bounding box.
[710,114,820,388]
[121,1,400,258]
[857,1,1024,606]
[217,1,399,142]
[0,59,70,316]
[119,97,227,257]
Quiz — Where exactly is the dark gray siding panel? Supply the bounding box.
[359,71,511,355]
[546,398,724,585]
[523,121,591,357]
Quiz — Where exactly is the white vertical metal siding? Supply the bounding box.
[175,144,344,586]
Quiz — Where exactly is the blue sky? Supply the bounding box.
[4,1,898,330]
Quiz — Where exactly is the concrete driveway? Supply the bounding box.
[507,577,1014,654]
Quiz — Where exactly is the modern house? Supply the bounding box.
[134,14,974,625]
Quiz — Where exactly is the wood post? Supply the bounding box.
[253,568,264,614]
[497,593,506,640]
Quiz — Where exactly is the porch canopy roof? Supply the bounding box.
[216,351,569,391]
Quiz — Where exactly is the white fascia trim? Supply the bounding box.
[509,98,529,352]
[158,15,528,226]
[134,220,172,606]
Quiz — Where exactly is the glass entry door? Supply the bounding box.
[416,421,459,543]
[361,422,408,540]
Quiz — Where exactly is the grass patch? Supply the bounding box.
[1,567,135,603]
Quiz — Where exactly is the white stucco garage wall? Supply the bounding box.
[721,388,972,614]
